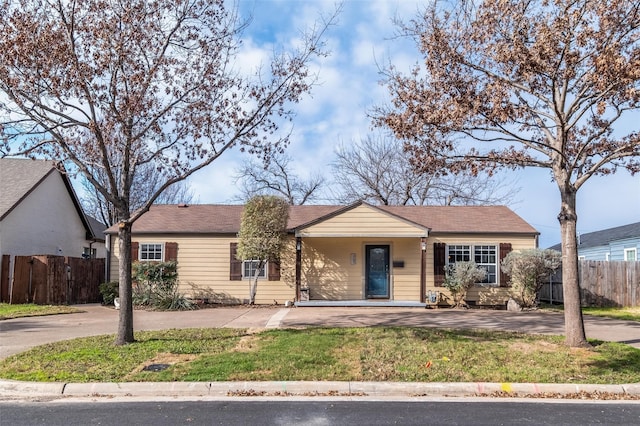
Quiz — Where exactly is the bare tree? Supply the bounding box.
[0,0,337,344]
[233,151,324,205]
[82,163,197,226]
[331,135,518,206]
[374,0,640,347]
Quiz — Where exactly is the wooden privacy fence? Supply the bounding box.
[540,260,640,307]
[1,255,104,305]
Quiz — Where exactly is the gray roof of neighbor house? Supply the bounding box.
[0,158,60,220]
[86,216,108,243]
[0,158,103,240]
[105,202,539,236]
[549,222,640,251]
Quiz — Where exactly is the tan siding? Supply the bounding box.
[110,235,296,305]
[298,205,427,237]
[108,231,536,306]
[302,238,362,300]
[390,238,422,301]
[425,234,537,306]
[302,237,423,301]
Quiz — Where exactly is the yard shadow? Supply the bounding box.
[586,340,640,377]
[0,319,56,332]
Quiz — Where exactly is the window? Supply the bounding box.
[474,245,497,284]
[624,248,637,261]
[447,244,497,285]
[243,260,267,279]
[448,245,471,263]
[140,243,163,261]
[82,247,96,259]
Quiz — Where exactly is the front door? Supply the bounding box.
[365,245,390,298]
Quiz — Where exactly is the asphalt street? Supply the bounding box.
[1,400,639,426]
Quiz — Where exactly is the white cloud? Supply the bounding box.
[196,0,640,244]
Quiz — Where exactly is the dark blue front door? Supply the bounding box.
[366,245,390,298]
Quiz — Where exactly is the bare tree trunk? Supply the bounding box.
[115,222,134,345]
[249,260,265,305]
[558,187,589,348]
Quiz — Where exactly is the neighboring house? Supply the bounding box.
[549,222,640,261]
[105,202,538,306]
[0,158,107,283]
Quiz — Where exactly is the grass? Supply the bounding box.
[582,306,640,322]
[0,327,638,384]
[0,303,82,320]
[541,305,640,322]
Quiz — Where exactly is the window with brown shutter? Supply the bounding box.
[268,259,281,281]
[131,242,139,262]
[230,242,242,281]
[164,242,178,262]
[499,243,512,287]
[433,242,446,287]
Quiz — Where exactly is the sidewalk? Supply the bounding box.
[1,378,639,400]
[1,305,639,400]
[3,304,639,359]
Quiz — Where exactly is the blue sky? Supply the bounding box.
[187,0,640,249]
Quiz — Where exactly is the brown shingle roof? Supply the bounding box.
[378,205,538,234]
[108,203,538,235]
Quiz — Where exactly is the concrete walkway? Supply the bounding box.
[1,305,639,400]
[2,304,640,359]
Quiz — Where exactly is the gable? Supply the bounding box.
[0,158,98,240]
[296,204,429,237]
[0,158,57,220]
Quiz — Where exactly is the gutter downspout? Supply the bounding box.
[420,237,427,303]
[295,237,302,301]
[105,233,111,283]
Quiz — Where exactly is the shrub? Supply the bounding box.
[132,261,195,311]
[99,281,119,306]
[443,261,487,308]
[501,249,561,308]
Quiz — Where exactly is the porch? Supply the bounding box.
[295,300,427,307]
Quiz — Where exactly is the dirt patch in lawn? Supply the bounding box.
[233,329,264,352]
[509,340,563,354]
[124,353,199,380]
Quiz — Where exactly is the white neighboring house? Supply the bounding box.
[0,158,106,285]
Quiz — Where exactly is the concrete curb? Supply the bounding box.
[1,380,638,398]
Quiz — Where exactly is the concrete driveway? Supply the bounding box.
[1,304,639,359]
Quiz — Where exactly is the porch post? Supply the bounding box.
[420,237,427,303]
[295,237,302,301]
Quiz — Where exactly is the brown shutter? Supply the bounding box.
[165,242,178,262]
[499,243,512,287]
[433,242,446,287]
[131,242,139,262]
[268,259,281,281]
[230,242,242,281]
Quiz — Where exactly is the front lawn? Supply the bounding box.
[0,327,638,384]
[582,306,640,322]
[0,303,82,320]
[542,305,640,322]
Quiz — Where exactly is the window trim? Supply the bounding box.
[624,248,637,262]
[139,243,164,262]
[446,243,498,286]
[242,259,268,280]
[473,244,497,285]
